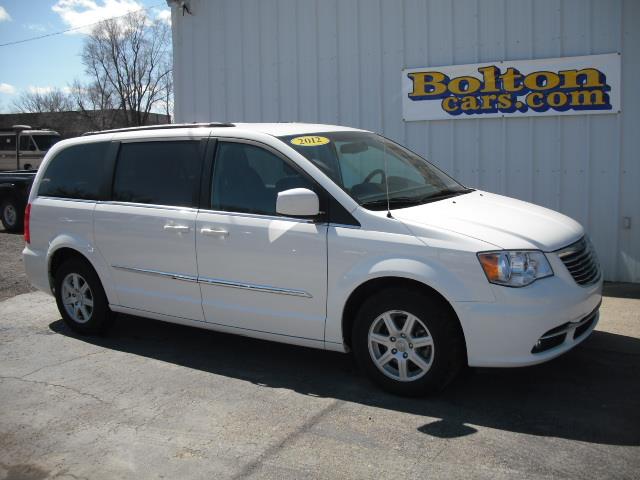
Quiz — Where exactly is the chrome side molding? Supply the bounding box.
[112,265,312,298]
[112,265,198,283]
[198,276,312,298]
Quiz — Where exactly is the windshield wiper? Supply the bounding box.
[419,188,474,203]
[360,197,424,210]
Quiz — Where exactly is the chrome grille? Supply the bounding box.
[556,237,601,286]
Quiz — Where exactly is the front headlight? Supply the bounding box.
[477,250,553,287]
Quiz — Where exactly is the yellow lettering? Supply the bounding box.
[523,71,560,91]
[526,92,545,109]
[478,66,500,93]
[441,96,459,112]
[499,68,523,93]
[559,68,605,89]
[569,89,606,106]
[448,76,481,95]
[408,71,448,97]
[497,93,513,109]
[460,96,479,111]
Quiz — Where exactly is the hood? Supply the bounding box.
[392,190,583,251]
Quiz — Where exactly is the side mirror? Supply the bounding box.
[276,188,320,218]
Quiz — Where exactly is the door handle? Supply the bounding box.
[163,224,191,233]
[200,227,229,237]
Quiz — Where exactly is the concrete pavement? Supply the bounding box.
[1,287,639,479]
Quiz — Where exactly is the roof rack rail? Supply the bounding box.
[81,122,235,136]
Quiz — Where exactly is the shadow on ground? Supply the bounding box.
[50,315,640,447]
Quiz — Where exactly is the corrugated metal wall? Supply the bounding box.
[172,0,640,283]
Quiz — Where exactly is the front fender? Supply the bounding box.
[324,227,495,348]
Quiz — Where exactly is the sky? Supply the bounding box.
[0,0,171,113]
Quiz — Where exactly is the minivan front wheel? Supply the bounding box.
[352,288,464,396]
[54,258,112,334]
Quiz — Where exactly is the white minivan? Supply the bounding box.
[23,123,602,395]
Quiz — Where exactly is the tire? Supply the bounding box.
[352,287,465,396]
[1,198,24,233]
[54,258,113,335]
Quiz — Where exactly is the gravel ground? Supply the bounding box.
[0,229,35,302]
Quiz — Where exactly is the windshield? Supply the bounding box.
[32,134,61,151]
[280,131,470,210]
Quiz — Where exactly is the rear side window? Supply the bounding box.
[113,141,202,208]
[38,142,110,200]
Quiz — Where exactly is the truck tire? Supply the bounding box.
[1,198,24,233]
[352,287,465,396]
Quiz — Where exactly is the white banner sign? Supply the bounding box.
[402,53,621,121]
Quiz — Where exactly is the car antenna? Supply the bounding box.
[383,137,393,218]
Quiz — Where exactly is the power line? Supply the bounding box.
[0,2,166,48]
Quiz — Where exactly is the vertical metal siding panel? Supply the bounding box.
[558,0,590,229]
[357,0,383,132]
[529,0,562,210]
[192,1,210,122]
[296,1,319,122]
[586,0,622,279]
[477,0,506,194]
[223,2,243,120]
[317,0,339,124]
[503,0,533,202]
[259,0,279,121]
[425,0,454,174]
[277,0,299,121]
[337,0,360,127]
[450,0,479,188]
[177,4,196,122]
[171,7,183,122]
[241,0,261,121]
[403,1,429,169]
[381,0,404,144]
[207,1,228,121]
[619,0,640,282]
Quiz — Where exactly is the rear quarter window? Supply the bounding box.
[112,141,202,208]
[38,142,110,200]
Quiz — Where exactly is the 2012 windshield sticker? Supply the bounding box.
[290,136,331,146]
[407,65,612,116]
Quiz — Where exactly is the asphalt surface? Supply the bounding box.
[0,230,35,302]
[1,230,639,479]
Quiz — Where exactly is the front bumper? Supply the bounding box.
[453,261,603,367]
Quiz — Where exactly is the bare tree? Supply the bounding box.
[13,88,72,113]
[68,79,119,131]
[79,11,172,127]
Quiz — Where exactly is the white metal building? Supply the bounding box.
[170,0,639,283]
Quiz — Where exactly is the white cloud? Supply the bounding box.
[28,86,54,95]
[0,6,12,22]
[156,9,171,25]
[0,83,16,95]
[25,85,72,95]
[52,0,144,34]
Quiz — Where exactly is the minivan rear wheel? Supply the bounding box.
[352,288,464,396]
[54,258,113,335]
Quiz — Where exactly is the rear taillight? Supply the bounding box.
[24,203,31,244]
